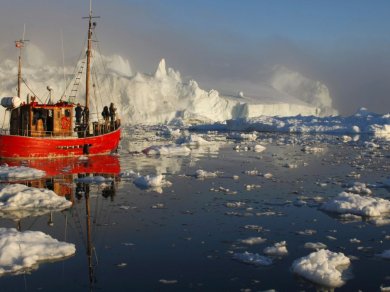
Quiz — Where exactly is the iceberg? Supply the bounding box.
[192,107,390,135]
[0,47,337,125]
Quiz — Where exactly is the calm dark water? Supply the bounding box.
[0,129,389,291]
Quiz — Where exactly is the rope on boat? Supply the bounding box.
[22,78,44,103]
[61,32,88,103]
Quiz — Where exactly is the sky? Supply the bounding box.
[1,0,390,115]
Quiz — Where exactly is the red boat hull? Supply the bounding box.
[0,128,121,159]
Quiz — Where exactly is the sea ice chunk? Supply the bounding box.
[291,249,351,288]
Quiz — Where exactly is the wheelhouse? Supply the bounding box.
[9,101,74,137]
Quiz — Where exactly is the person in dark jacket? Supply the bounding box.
[82,106,89,125]
[109,103,116,122]
[75,103,83,124]
[102,106,110,122]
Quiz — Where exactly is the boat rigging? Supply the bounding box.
[0,2,121,159]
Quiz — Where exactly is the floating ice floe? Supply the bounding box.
[244,169,259,176]
[380,285,390,292]
[291,249,351,288]
[0,228,75,275]
[253,144,266,153]
[243,224,263,232]
[195,169,218,179]
[245,184,261,191]
[240,237,267,245]
[304,242,327,250]
[350,238,361,243]
[340,135,352,142]
[283,163,298,169]
[263,241,288,256]
[228,132,257,141]
[157,126,181,138]
[176,133,210,146]
[346,182,372,195]
[226,201,246,208]
[301,146,325,153]
[134,174,172,189]
[296,229,317,236]
[159,279,178,285]
[0,184,72,213]
[339,213,362,222]
[191,108,390,136]
[142,144,191,156]
[120,170,138,179]
[321,192,390,217]
[233,251,272,266]
[0,165,45,180]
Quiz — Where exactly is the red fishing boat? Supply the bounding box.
[0,5,121,159]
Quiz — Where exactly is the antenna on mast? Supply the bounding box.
[61,30,67,99]
[15,24,29,99]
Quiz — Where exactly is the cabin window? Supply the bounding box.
[65,109,71,117]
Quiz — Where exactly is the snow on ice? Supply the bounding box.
[0,184,72,212]
[304,242,327,251]
[192,108,390,137]
[195,169,218,179]
[133,174,172,189]
[263,241,288,256]
[240,237,267,245]
[321,191,390,217]
[0,165,45,180]
[0,228,75,275]
[233,251,273,266]
[142,144,191,156]
[291,249,351,288]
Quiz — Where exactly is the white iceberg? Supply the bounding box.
[233,251,272,266]
[0,184,72,212]
[134,174,171,189]
[0,228,75,275]
[192,108,390,135]
[263,241,288,256]
[0,165,45,180]
[291,249,351,288]
[321,192,390,217]
[142,144,191,156]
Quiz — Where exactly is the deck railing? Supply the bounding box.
[0,120,120,138]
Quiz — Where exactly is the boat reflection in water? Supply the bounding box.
[0,154,120,290]
[1,154,120,178]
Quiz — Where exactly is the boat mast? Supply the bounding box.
[17,42,22,98]
[15,25,28,99]
[85,2,93,112]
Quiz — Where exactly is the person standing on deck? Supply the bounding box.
[102,106,109,122]
[75,103,83,124]
[82,106,89,125]
[109,103,116,127]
